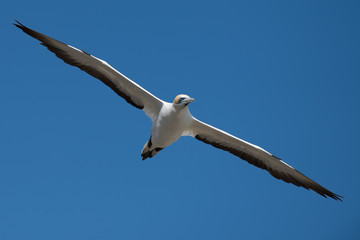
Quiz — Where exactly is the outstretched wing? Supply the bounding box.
[14,21,163,121]
[186,117,342,201]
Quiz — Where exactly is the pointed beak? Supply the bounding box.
[183,98,195,104]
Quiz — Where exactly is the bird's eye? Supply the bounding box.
[178,97,185,103]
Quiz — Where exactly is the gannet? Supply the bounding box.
[14,21,342,201]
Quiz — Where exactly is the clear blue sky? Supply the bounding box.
[1,1,359,239]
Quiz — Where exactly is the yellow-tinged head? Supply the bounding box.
[173,94,195,106]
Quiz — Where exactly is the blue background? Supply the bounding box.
[1,1,359,239]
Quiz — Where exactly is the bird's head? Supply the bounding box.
[173,94,195,108]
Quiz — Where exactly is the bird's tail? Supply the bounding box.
[141,138,163,160]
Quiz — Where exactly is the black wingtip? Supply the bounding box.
[323,191,344,201]
[332,194,344,202]
[13,20,26,30]
[14,19,22,26]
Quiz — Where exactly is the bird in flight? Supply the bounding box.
[14,21,342,201]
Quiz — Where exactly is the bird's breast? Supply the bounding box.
[150,105,192,148]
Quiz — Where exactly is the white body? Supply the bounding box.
[151,103,193,148]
